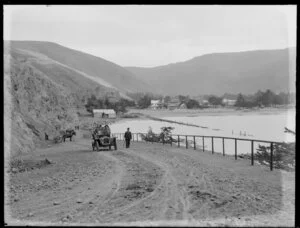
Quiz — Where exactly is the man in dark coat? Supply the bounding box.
[124,128,132,148]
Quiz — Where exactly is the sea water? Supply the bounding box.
[111,109,295,155]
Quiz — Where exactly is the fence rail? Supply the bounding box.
[112,132,284,171]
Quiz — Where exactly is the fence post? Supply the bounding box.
[212,137,214,154]
[132,134,134,142]
[222,138,225,156]
[270,142,273,171]
[235,139,237,160]
[137,133,139,142]
[251,140,254,165]
[186,136,188,149]
[202,136,205,152]
[170,135,172,146]
[178,135,180,147]
[193,136,196,150]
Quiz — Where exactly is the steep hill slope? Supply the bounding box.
[126,48,296,96]
[4,40,155,158]
[7,41,153,95]
[4,47,80,158]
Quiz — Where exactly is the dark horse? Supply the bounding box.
[62,129,76,142]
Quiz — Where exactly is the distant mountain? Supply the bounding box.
[126,48,296,96]
[6,41,153,97]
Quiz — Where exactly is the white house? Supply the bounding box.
[167,97,181,110]
[150,100,163,109]
[222,98,236,106]
[93,109,116,118]
[201,100,209,105]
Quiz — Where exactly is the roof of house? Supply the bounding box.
[222,98,236,101]
[151,100,162,104]
[92,109,116,114]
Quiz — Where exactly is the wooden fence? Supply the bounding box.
[112,132,283,171]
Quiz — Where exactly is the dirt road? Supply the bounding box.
[5,133,294,226]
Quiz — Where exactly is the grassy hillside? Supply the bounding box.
[126,48,296,96]
[4,48,82,158]
[7,41,153,95]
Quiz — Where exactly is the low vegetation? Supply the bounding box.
[234,90,294,108]
[140,126,176,143]
[85,94,135,114]
[127,89,295,110]
[239,142,295,171]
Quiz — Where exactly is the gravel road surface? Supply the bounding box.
[5,132,294,226]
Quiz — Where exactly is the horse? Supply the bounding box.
[62,129,76,142]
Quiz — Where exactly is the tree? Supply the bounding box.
[160,126,175,143]
[186,99,200,109]
[235,93,246,107]
[274,94,284,105]
[85,94,135,114]
[261,89,276,106]
[278,92,289,105]
[85,94,98,113]
[254,90,264,106]
[137,95,151,109]
[104,98,110,109]
[208,96,222,106]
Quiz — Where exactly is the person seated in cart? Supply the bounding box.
[103,125,111,137]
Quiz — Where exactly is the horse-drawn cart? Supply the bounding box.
[92,125,117,151]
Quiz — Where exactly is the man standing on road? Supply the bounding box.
[124,128,132,148]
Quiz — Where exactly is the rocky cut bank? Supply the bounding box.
[4,43,80,158]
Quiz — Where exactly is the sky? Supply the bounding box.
[4,5,297,67]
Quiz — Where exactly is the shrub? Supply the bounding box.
[255,142,295,171]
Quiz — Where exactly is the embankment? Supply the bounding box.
[4,45,80,158]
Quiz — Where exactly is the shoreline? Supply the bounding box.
[127,106,295,118]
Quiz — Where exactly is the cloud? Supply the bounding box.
[4,5,296,67]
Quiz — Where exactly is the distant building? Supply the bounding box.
[93,109,116,118]
[178,103,187,109]
[222,98,236,106]
[150,100,163,109]
[168,97,181,110]
[201,100,209,105]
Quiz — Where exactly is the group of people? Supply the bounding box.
[93,124,111,137]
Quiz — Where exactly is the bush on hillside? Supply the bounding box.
[254,142,295,171]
